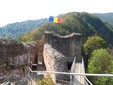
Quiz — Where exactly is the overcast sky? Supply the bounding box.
[0,0,113,27]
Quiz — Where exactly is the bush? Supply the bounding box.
[38,75,54,85]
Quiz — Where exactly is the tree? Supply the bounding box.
[83,35,107,69]
[88,48,113,85]
[83,35,107,56]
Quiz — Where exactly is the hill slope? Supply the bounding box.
[19,12,113,45]
[0,18,49,38]
[93,13,113,25]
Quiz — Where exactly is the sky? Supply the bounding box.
[0,0,113,27]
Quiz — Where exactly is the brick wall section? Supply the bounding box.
[43,31,82,82]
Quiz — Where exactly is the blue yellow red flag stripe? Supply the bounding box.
[49,16,61,23]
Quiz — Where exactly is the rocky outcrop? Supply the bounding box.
[0,38,36,84]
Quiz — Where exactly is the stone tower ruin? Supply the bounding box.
[43,31,82,83]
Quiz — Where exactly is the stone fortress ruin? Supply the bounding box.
[0,31,83,84]
[43,31,82,83]
[0,38,36,84]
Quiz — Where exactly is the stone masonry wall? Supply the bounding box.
[0,39,36,84]
[45,31,82,62]
[43,44,69,82]
[43,31,82,82]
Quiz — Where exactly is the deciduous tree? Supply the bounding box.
[88,48,113,85]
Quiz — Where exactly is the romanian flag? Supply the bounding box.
[49,16,61,23]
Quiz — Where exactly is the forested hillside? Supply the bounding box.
[94,13,113,25]
[0,18,48,38]
[1,12,113,42]
[19,12,113,45]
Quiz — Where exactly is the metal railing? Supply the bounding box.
[82,58,93,85]
[28,67,113,85]
[84,76,93,85]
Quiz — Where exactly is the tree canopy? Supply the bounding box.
[88,48,113,85]
[83,35,107,56]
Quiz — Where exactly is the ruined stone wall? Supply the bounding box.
[45,31,82,62]
[43,31,82,82]
[0,39,36,84]
[22,41,37,64]
[43,44,69,82]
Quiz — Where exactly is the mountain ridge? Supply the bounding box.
[0,18,49,38]
[93,13,113,25]
[0,12,113,45]
[19,12,113,45]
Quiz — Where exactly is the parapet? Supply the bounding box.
[45,31,82,45]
